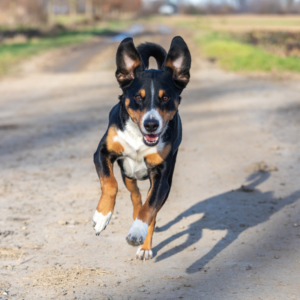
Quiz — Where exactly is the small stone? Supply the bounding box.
[58,220,68,225]
[188,247,196,251]
[246,265,252,270]
[184,284,191,287]
[22,226,26,230]
[274,255,280,259]
[293,223,298,227]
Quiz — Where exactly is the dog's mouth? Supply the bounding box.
[143,134,160,146]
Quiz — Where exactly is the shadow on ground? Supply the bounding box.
[153,172,300,274]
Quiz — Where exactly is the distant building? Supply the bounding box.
[158,4,178,14]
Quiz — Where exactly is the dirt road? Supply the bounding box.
[0,25,300,300]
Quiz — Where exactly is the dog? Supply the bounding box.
[92,36,191,260]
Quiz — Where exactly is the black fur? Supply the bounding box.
[136,42,167,69]
[93,36,191,248]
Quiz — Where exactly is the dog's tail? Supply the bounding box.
[137,42,167,70]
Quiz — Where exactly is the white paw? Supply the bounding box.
[93,210,112,235]
[136,246,153,260]
[126,219,148,246]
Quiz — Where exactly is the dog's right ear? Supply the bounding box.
[115,37,143,88]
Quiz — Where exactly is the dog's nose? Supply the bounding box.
[144,119,159,132]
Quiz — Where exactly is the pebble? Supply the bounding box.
[58,220,68,225]
[274,255,280,259]
[293,223,298,227]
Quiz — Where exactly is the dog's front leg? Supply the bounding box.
[93,148,118,236]
[126,163,170,247]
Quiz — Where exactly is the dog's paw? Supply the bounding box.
[136,246,153,260]
[126,219,148,246]
[93,210,112,236]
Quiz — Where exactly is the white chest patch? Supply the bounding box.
[114,118,165,180]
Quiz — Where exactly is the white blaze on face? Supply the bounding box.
[151,80,155,108]
[141,79,163,134]
[141,109,163,134]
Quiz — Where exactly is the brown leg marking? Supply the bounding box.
[124,177,142,220]
[96,158,118,215]
[136,216,156,260]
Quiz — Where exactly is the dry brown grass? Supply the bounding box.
[165,14,300,32]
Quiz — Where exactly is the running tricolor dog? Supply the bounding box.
[93,36,191,260]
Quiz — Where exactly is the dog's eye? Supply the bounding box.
[163,95,169,101]
[135,95,142,101]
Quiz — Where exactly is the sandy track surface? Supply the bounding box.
[0,26,300,300]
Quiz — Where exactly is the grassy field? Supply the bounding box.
[159,15,300,74]
[0,20,129,77]
[196,31,300,73]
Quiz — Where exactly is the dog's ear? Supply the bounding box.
[163,36,191,89]
[115,37,143,88]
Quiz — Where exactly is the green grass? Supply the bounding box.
[0,21,129,76]
[197,32,300,73]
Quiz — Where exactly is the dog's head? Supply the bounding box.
[115,36,191,146]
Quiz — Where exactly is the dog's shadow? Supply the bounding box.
[153,172,300,273]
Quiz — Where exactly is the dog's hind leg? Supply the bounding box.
[122,175,142,220]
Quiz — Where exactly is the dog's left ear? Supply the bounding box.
[163,36,191,89]
[115,37,143,88]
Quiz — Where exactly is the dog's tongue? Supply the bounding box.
[145,134,158,142]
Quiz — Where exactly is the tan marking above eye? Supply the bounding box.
[125,98,130,107]
[139,89,146,98]
[158,90,165,98]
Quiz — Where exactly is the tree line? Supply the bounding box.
[0,0,142,26]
